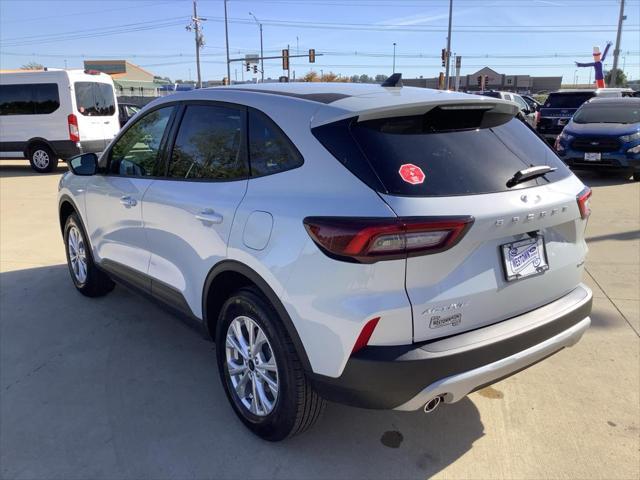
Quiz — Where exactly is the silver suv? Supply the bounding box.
[58,80,593,441]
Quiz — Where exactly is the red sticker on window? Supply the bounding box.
[398,163,425,185]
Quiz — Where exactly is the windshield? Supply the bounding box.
[544,92,594,109]
[573,104,640,124]
[74,82,116,116]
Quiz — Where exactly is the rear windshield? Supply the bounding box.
[313,116,571,197]
[573,104,640,124]
[74,82,116,116]
[543,92,594,109]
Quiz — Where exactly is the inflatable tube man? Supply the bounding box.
[575,42,612,89]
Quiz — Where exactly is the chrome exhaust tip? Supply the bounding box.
[423,396,441,413]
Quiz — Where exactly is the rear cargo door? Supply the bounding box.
[73,81,118,151]
[349,114,589,342]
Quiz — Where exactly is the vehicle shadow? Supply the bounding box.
[0,162,67,178]
[1,264,485,480]
[572,169,636,188]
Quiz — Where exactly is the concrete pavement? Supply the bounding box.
[1,160,638,479]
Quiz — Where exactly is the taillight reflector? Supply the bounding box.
[352,317,380,354]
[303,216,474,263]
[68,114,80,143]
[577,187,592,219]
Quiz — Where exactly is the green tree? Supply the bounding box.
[350,74,360,83]
[359,74,372,83]
[21,61,44,70]
[605,68,627,87]
[375,74,389,83]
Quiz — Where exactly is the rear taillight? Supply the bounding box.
[68,114,80,142]
[535,110,541,126]
[303,216,474,263]
[577,187,592,219]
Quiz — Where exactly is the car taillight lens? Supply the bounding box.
[303,216,474,263]
[68,114,80,142]
[577,187,592,219]
[535,110,541,126]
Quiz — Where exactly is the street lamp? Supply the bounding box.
[392,42,397,73]
[249,12,264,82]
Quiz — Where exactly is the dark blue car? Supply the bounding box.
[555,97,640,181]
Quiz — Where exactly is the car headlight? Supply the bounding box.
[620,131,640,143]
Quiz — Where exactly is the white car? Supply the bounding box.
[58,78,593,441]
[0,69,119,172]
[477,90,537,127]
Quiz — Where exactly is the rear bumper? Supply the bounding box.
[310,284,592,410]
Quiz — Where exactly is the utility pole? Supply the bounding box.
[224,0,231,84]
[611,0,625,86]
[392,42,397,73]
[249,12,264,82]
[186,0,206,88]
[444,0,453,89]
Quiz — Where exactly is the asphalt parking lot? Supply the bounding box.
[1,159,638,480]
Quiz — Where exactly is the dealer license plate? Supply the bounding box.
[501,235,549,282]
[584,152,601,161]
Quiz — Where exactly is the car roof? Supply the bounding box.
[201,82,518,126]
[549,89,595,94]
[585,97,640,105]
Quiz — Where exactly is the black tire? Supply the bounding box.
[216,287,324,441]
[63,213,115,297]
[28,144,58,173]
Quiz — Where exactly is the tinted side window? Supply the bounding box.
[248,108,303,177]
[169,104,248,180]
[0,83,60,115]
[74,82,116,116]
[108,107,174,177]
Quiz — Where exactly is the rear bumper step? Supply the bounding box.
[310,284,592,410]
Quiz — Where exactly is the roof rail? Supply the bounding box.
[382,73,402,88]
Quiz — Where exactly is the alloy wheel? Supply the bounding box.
[32,150,50,169]
[225,315,279,416]
[67,225,87,283]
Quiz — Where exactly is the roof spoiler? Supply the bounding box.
[382,73,402,88]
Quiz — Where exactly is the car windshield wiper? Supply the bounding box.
[507,165,557,188]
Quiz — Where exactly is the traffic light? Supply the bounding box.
[282,49,289,70]
[246,62,250,72]
[309,48,316,63]
[253,65,258,74]
[441,48,446,68]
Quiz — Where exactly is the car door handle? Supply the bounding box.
[195,209,223,224]
[119,196,137,207]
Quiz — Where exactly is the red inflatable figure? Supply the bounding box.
[575,42,612,89]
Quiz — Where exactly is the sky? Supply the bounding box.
[1,0,639,84]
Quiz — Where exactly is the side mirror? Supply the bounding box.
[68,153,98,176]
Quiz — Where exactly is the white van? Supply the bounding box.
[0,69,120,172]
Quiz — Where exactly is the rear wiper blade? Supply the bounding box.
[507,165,557,188]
